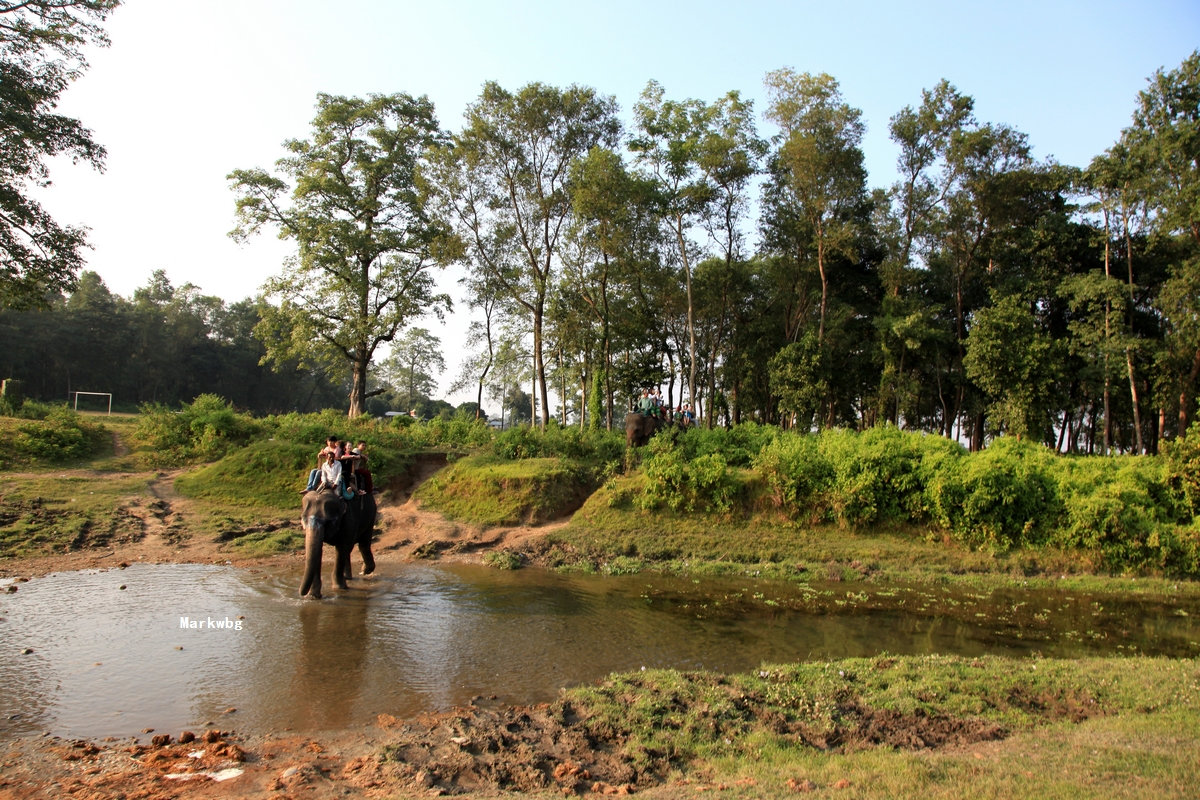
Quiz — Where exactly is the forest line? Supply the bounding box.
[3,51,1199,455]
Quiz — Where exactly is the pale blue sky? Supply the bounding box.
[35,0,1200,400]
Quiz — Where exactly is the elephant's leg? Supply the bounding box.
[357,537,376,576]
[358,501,377,575]
[335,543,351,590]
[300,522,323,599]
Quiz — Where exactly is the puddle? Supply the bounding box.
[0,563,1196,740]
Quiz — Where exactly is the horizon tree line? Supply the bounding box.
[2,3,1197,453]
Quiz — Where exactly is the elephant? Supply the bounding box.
[625,412,665,448]
[298,487,377,598]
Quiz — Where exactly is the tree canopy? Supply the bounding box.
[228,92,452,417]
[0,0,119,308]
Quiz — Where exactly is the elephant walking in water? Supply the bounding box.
[299,487,378,598]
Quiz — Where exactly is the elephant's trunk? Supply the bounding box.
[299,519,325,598]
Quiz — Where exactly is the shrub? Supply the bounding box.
[677,422,779,468]
[136,394,261,464]
[752,426,964,528]
[753,433,832,521]
[926,437,1062,550]
[1050,455,1196,571]
[1163,421,1200,517]
[13,407,106,461]
[492,422,624,463]
[483,550,523,570]
[819,426,949,527]
[641,433,740,513]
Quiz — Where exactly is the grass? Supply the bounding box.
[566,655,1199,798]
[416,453,595,527]
[174,439,316,510]
[533,474,1200,594]
[0,472,151,558]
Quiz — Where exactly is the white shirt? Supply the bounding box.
[320,459,342,489]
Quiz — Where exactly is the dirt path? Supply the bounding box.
[1,453,572,581]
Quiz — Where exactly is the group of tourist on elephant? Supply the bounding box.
[297,389,687,595]
[625,388,695,447]
[298,436,378,598]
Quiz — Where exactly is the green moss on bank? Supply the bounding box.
[0,473,150,558]
[562,655,1198,798]
[416,454,595,527]
[174,439,315,510]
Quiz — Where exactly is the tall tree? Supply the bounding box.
[228,92,451,417]
[450,272,504,420]
[381,327,444,411]
[763,69,867,344]
[0,0,119,308]
[964,293,1060,440]
[566,145,660,428]
[1123,50,1200,435]
[696,91,765,426]
[875,81,973,426]
[630,81,714,411]
[1086,146,1147,452]
[438,81,620,429]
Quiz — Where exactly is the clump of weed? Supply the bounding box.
[483,549,523,570]
[11,406,107,462]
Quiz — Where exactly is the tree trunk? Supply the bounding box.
[1122,208,1142,454]
[1103,376,1111,456]
[673,215,697,410]
[349,350,369,417]
[1179,347,1200,436]
[1126,349,1143,454]
[559,348,568,425]
[580,373,587,431]
[533,304,548,430]
[817,233,828,344]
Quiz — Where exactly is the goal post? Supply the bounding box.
[73,391,113,415]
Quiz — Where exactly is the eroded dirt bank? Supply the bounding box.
[0,454,558,582]
[0,678,1017,800]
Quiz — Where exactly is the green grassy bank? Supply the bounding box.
[480,422,1200,585]
[557,655,1199,798]
[415,454,598,527]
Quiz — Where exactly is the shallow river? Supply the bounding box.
[0,563,1196,739]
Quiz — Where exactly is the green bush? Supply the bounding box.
[676,421,779,468]
[492,422,624,463]
[641,432,740,513]
[753,426,964,528]
[820,426,950,527]
[753,433,832,520]
[136,394,261,464]
[925,436,1062,550]
[1163,421,1200,516]
[742,426,1194,570]
[13,407,106,461]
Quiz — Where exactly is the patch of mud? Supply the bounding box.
[1003,686,1097,723]
[372,688,1013,795]
[828,703,1007,750]
[379,702,644,795]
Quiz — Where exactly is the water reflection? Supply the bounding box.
[0,563,1195,740]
